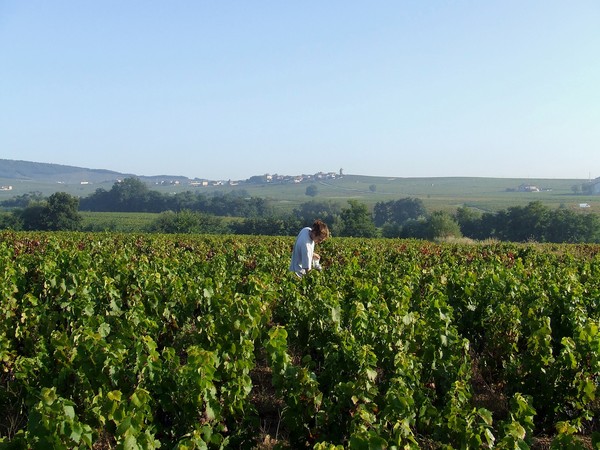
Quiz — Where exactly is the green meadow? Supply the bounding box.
[1,174,595,216]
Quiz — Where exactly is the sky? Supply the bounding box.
[1,1,599,181]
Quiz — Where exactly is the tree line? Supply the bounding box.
[1,177,600,243]
[79,177,272,216]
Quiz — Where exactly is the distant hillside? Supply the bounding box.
[0,159,190,184]
[1,159,593,215]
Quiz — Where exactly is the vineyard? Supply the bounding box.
[0,231,598,449]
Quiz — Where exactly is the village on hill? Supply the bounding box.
[185,169,344,188]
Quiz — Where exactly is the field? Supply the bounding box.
[243,176,596,214]
[1,175,596,216]
[79,212,161,232]
[1,231,598,449]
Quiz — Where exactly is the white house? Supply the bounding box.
[518,183,540,192]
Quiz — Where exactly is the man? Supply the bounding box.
[290,219,330,277]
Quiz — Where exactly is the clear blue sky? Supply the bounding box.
[1,1,599,180]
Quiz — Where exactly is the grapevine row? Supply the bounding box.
[0,232,598,448]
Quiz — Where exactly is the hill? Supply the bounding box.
[0,159,594,214]
[0,159,194,197]
[0,159,189,184]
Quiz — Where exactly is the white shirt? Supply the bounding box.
[289,227,314,276]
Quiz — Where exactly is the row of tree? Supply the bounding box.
[0,192,82,231]
[78,177,272,216]
[2,178,600,243]
[455,201,600,243]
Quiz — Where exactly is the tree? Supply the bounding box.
[337,200,378,237]
[544,208,600,243]
[455,207,483,239]
[79,188,112,211]
[501,201,549,242]
[146,210,227,234]
[396,212,461,240]
[80,178,152,212]
[399,218,429,239]
[381,222,403,238]
[453,201,600,243]
[581,182,594,195]
[20,192,81,231]
[0,191,44,208]
[373,198,426,227]
[248,175,269,184]
[112,177,151,211]
[425,211,462,240]
[0,211,23,230]
[43,192,82,230]
[293,200,342,228]
[230,216,302,236]
[305,184,319,197]
[172,191,199,211]
[19,204,46,230]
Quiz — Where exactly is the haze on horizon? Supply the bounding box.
[1,2,599,181]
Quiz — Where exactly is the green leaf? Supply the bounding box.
[41,387,57,406]
[484,428,496,446]
[556,421,577,435]
[108,390,122,402]
[366,368,377,382]
[205,403,216,421]
[582,379,596,400]
[591,431,599,447]
[123,434,139,450]
[63,404,75,421]
[368,434,388,450]
[478,408,493,426]
[331,306,341,325]
[507,422,526,439]
[81,427,94,447]
[98,323,111,338]
[116,416,132,436]
[130,393,141,408]
[70,422,83,443]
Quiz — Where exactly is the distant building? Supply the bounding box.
[518,184,540,192]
